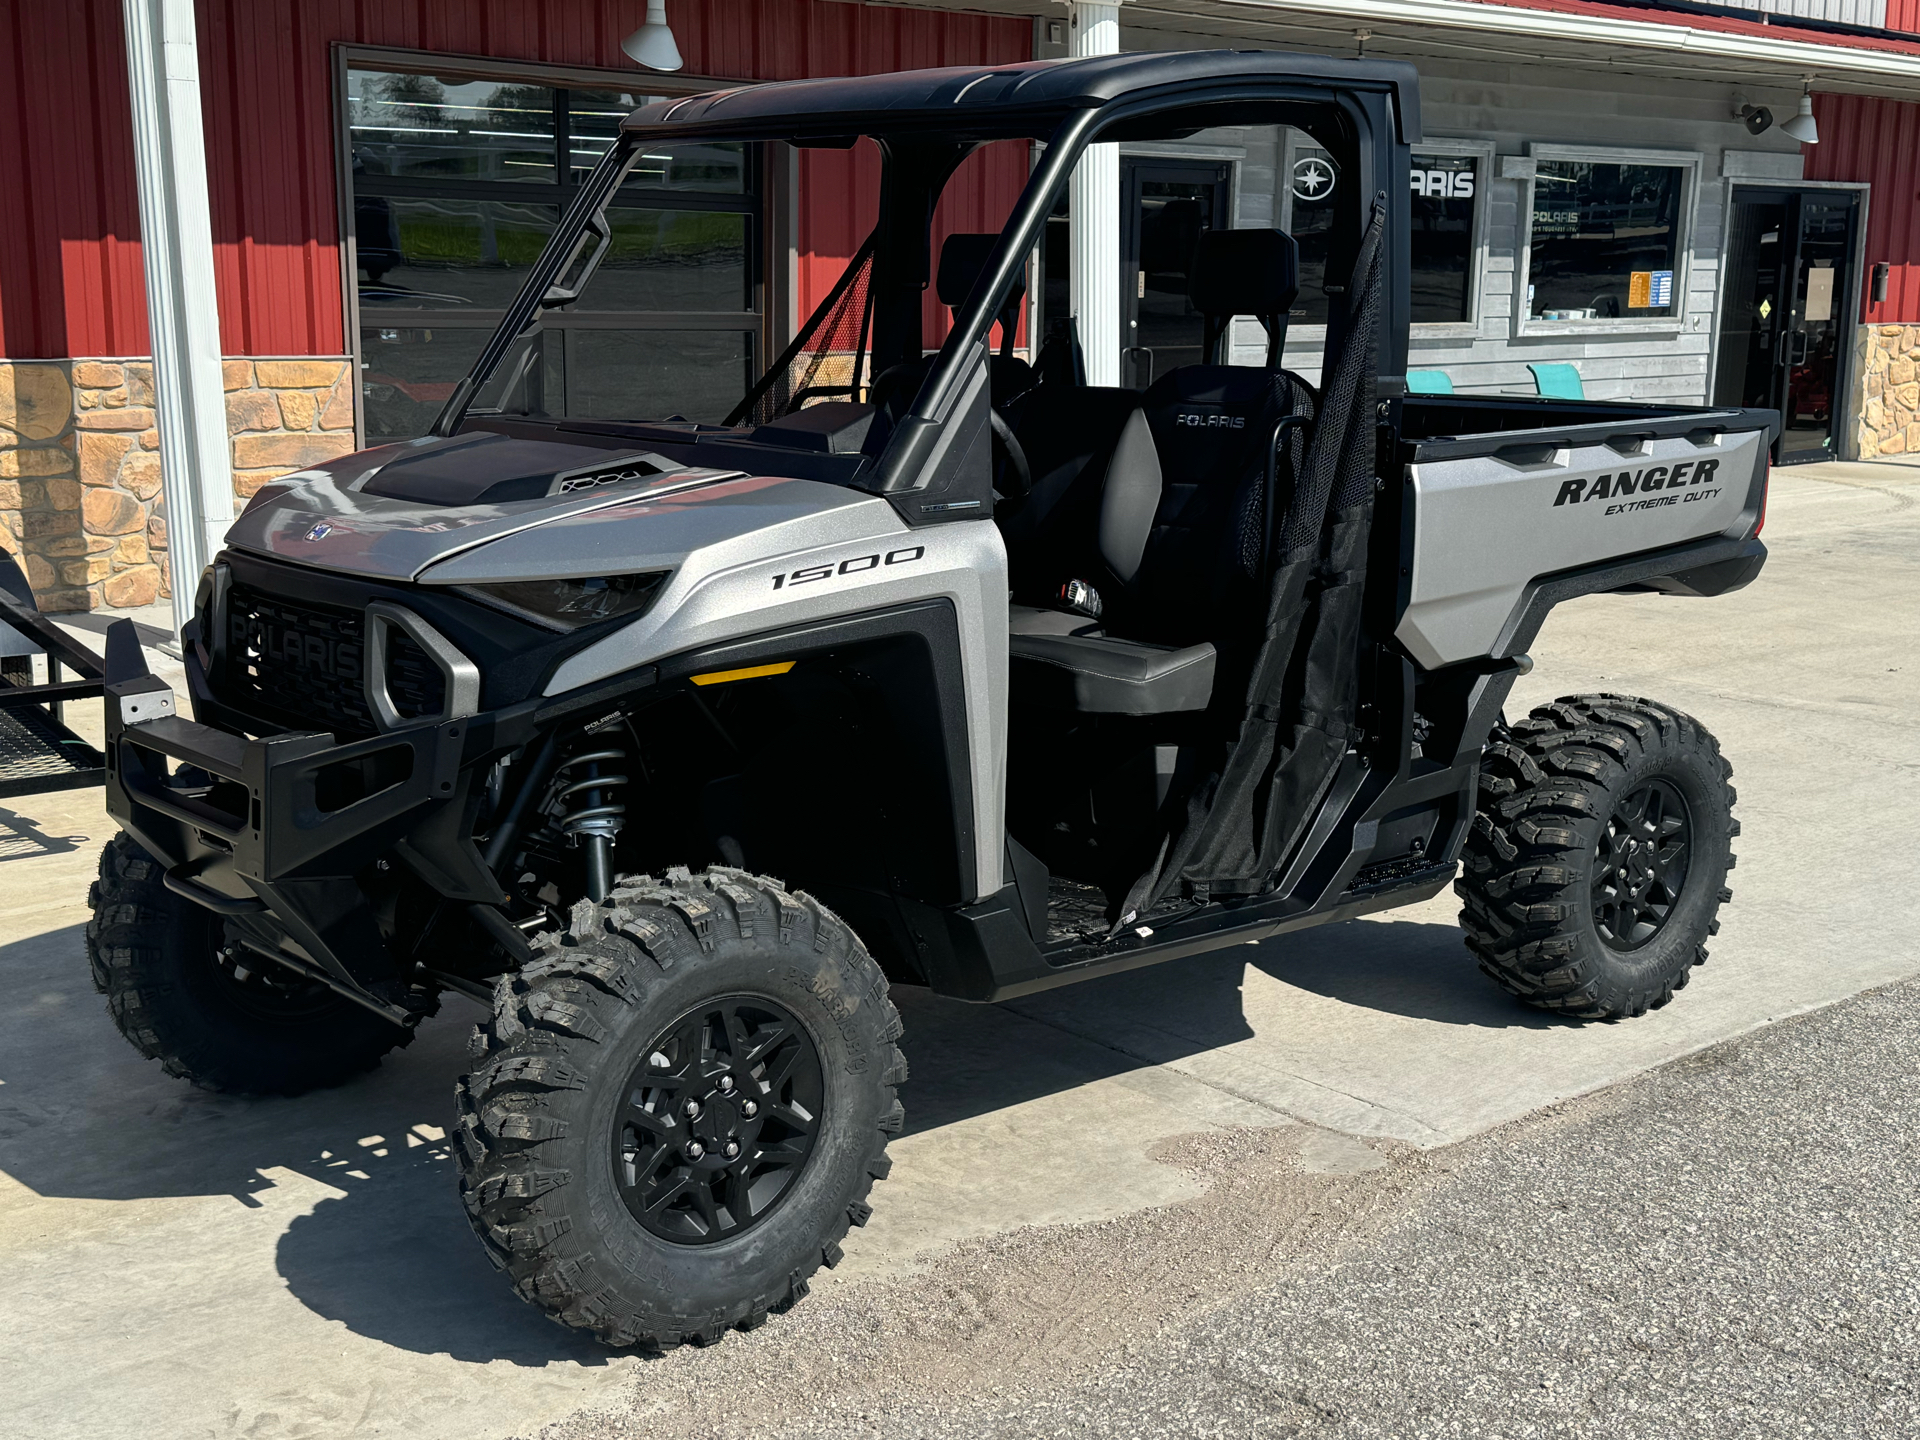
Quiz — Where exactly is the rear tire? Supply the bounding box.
[1456,695,1738,1020]
[456,866,904,1349]
[85,832,415,1093]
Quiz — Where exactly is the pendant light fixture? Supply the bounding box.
[622,1,684,72]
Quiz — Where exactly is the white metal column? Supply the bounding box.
[1067,2,1121,388]
[122,0,231,639]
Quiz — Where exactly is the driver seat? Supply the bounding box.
[868,233,1037,419]
[934,232,1036,408]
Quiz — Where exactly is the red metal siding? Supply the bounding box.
[0,0,1029,360]
[923,139,1033,348]
[0,1,149,358]
[797,137,1032,349]
[1888,0,1918,33]
[1803,93,1920,324]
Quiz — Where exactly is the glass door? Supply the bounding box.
[1715,187,1861,464]
[1779,193,1858,464]
[1120,159,1230,389]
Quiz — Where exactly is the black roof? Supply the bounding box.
[622,49,1420,144]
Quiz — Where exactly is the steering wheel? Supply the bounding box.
[988,408,1032,501]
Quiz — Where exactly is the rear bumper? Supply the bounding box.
[1629,543,1768,599]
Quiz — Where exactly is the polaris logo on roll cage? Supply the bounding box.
[770,546,926,590]
[1553,458,1721,506]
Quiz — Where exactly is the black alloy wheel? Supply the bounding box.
[460,868,904,1348]
[1457,695,1738,1020]
[1591,778,1692,950]
[615,995,825,1245]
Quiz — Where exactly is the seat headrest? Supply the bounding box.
[937,233,1023,311]
[1187,229,1299,319]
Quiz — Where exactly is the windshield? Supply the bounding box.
[459,130,1037,434]
[447,90,1365,445]
[442,136,757,429]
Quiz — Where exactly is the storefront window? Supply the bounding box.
[350,73,559,184]
[1409,152,1479,324]
[1526,158,1687,322]
[345,62,762,441]
[1287,137,1487,330]
[1284,140,1338,326]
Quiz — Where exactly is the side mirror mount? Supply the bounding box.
[541,212,614,309]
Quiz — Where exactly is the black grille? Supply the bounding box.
[223,584,377,737]
[384,627,447,721]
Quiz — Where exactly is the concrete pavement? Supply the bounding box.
[0,459,1912,1437]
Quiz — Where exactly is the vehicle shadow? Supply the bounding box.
[0,905,1547,1364]
[988,913,1559,1074]
[0,919,606,1366]
[1252,913,1565,1030]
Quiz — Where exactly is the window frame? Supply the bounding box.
[330,43,781,445]
[1406,136,1495,339]
[1513,141,1703,339]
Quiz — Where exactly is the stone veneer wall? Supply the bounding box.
[1855,325,1920,460]
[0,358,354,612]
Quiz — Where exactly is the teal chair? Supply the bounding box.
[1528,362,1585,400]
[1406,369,1453,396]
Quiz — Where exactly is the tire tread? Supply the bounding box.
[1456,694,1737,1020]
[456,866,901,1349]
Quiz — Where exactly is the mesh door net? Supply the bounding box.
[727,234,877,427]
[1121,193,1389,919]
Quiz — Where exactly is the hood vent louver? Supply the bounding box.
[552,451,687,496]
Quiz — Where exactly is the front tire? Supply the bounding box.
[456,866,904,1348]
[85,832,416,1093]
[1457,695,1738,1020]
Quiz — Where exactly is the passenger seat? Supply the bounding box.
[1132,228,1315,644]
[1003,228,1314,716]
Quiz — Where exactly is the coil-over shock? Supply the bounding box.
[551,745,627,902]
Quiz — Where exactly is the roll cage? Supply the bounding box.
[430,51,1418,525]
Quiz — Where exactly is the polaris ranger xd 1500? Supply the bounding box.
[89,51,1771,1348]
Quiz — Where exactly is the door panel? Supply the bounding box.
[1713,198,1788,414]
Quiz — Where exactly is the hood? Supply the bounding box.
[222,430,879,584]
[324,428,718,507]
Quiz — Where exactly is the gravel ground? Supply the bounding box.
[551,980,1919,1440]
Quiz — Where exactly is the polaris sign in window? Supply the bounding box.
[1409,153,1478,323]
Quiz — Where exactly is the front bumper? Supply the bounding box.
[102,546,676,1018]
[105,653,499,1021]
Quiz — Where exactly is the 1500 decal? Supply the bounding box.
[1553,458,1721,507]
[770,545,926,590]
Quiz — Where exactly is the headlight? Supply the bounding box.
[462,571,670,630]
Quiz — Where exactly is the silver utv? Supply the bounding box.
[91,51,1771,1347]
